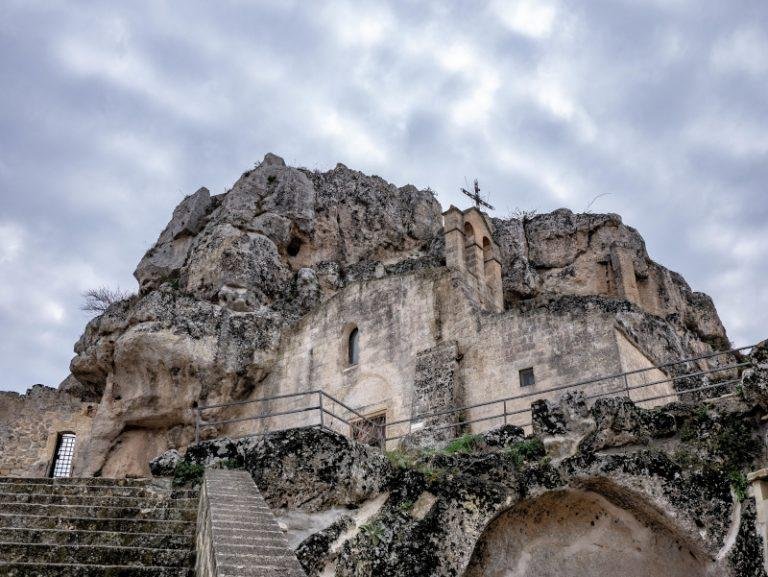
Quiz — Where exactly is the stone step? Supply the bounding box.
[0,482,196,499]
[0,513,195,534]
[0,502,197,522]
[0,491,197,509]
[0,528,194,549]
[0,477,156,487]
[0,562,195,577]
[0,542,194,567]
[0,483,198,499]
[215,564,306,577]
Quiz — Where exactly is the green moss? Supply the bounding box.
[386,449,416,470]
[172,461,205,487]
[729,470,749,502]
[417,464,446,482]
[505,438,545,467]
[267,175,277,185]
[672,448,701,468]
[397,499,415,513]
[360,521,385,546]
[443,433,482,454]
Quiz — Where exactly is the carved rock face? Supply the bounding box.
[69,153,444,475]
[492,209,728,348]
[66,153,731,477]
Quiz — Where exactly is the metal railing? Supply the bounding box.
[194,390,387,449]
[194,344,758,449]
[382,344,756,443]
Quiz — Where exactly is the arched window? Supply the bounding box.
[482,237,492,260]
[348,327,360,366]
[50,432,76,478]
[464,221,475,244]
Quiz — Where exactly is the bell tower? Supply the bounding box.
[443,205,503,313]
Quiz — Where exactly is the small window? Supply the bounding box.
[350,412,386,447]
[348,327,360,366]
[50,433,76,478]
[519,367,535,388]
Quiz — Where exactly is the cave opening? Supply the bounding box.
[464,488,711,577]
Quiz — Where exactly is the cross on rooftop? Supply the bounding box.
[460,179,495,211]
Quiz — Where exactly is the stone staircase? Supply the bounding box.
[0,476,198,576]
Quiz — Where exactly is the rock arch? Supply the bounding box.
[464,487,713,577]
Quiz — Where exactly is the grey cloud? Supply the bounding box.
[0,0,766,392]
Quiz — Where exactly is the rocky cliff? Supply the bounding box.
[64,153,731,476]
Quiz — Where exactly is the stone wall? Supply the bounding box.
[445,297,627,431]
[0,385,94,477]
[407,341,462,446]
[207,268,673,446]
[216,269,445,442]
[615,329,676,407]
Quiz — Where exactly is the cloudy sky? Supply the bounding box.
[1,0,766,393]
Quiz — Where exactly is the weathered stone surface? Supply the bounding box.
[196,469,305,577]
[492,208,729,355]
[239,427,390,511]
[181,427,390,511]
[181,382,768,577]
[0,385,94,477]
[134,187,213,292]
[405,341,462,448]
[149,449,182,477]
[27,151,733,484]
[64,153,446,477]
[0,476,197,576]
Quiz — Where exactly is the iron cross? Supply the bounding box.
[460,179,495,211]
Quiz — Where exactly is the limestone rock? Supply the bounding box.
[158,186,212,244]
[740,341,768,410]
[64,152,733,479]
[197,388,768,577]
[134,187,212,291]
[492,209,729,357]
[149,449,182,476]
[182,224,290,306]
[239,427,391,511]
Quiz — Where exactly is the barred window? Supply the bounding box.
[51,433,76,478]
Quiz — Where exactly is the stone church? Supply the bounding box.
[0,153,729,478]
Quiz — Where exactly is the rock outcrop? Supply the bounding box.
[493,209,729,352]
[64,153,732,477]
[66,155,443,476]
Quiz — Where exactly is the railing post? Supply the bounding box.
[379,423,386,452]
[318,392,324,430]
[195,407,200,445]
[503,400,508,426]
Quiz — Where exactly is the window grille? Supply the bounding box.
[519,367,536,388]
[51,433,76,478]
